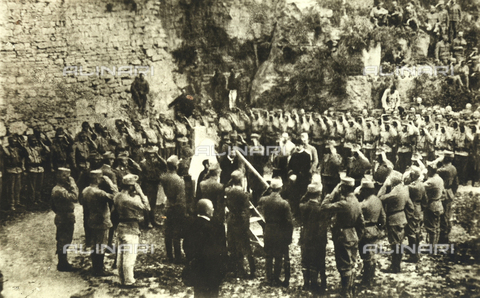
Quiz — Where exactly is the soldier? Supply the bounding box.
[131,73,150,114]
[51,167,79,271]
[346,146,371,187]
[422,160,445,245]
[320,177,364,298]
[452,122,472,185]
[1,135,28,210]
[225,170,255,278]
[248,133,267,206]
[25,134,50,204]
[272,133,295,184]
[127,120,147,163]
[415,125,435,162]
[114,174,150,288]
[72,131,97,190]
[404,166,425,263]
[396,121,417,173]
[301,132,319,174]
[299,183,329,294]
[287,138,311,216]
[161,155,186,263]
[82,169,115,276]
[199,164,225,223]
[161,118,177,160]
[362,117,379,164]
[50,128,73,170]
[378,171,413,273]
[437,151,458,244]
[435,34,451,65]
[140,146,167,227]
[257,179,293,287]
[357,178,385,286]
[320,142,342,197]
[447,0,462,41]
[114,154,142,190]
[219,149,242,185]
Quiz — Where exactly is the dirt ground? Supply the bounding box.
[1,186,479,298]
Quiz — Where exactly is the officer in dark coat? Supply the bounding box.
[299,183,329,294]
[51,167,79,271]
[357,178,386,286]
[287,138,311,216]
[320,177,364,298]
[161,155,187,262]
[257,178,293,287]
[437,151,458,244]
[404,166,425,263]
[219,149,242,185]
[199,164,225,223]
[131,73,150,114]
[183,199,228,298]
[378,171,413,273]
[225,170,255,278]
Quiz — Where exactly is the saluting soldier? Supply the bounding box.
[25,134,50,204]
[357,178,385,286]
[404,166,425,263]
[320,177,364,298]
[320,142,342,197]
[258,179,293,287]
[422,160,445,245]
[378,171,413,273]
[437,151,458,244]
[299,183,329,294]
[51,167,79,272]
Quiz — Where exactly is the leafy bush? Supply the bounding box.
[455,191,480,235]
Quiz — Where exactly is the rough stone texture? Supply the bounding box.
[344,76,373,110]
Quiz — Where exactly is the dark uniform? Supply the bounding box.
[299,188,330,292]
[225,185,255,277]
[199,177,225,223]
[320,182,364,297]
[437,162,458,243]
[288,148,311,216]
[422,172,445,245]
[161,170,187,262]
[320,149,342,197]
[404,177,425,262]
[51,175,79,271]
[258,191,293,286]
[140,155,167,226]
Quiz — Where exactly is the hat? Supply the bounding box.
[117,153,129,160]
[307,183,322,193]
[410,166,421,178]
[231,170,244,180]
[122,174,139,186]
[90,169,103,176]
[427,160,438,170]
[443,150,454,157]
[411,152,423,161]
[251,133,260,139]
[360,178,375,189]
[103,151,115,159]
[145,146,158,153]
[270,178,283,189]
[167,155,179,166]
[57,167,71,173]
[177,136,189,143]
[388,171,403,187]
[341,177,355,187]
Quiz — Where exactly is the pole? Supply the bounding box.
[234,149,269,189]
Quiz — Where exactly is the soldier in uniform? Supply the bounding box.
[320,177,364,297]
[320,142,342,197]
[225,170,255,278]
[140,146,167,227]
[357,178,385,286]
[1,135,28,210]
[25,134,50,204]
[161,155,187,263]
[437,151,458,244]
[82,169,115,276]
[114,174,150,288]
[199,164,225,223]
[50,128,73,170]
[415,125,435,162]
[131,73,150,114]
[396,121,417,173]
[404,166,425,263]
[257,179,293,287]
[288,138,311,216]
[378,171,413,273]
[248,133,267,206]
[422,160,445,245]
[72,131,97,190]
[51,167,79,271]
[452,123,472,185]
[346,146,371,187]
[299,183,329,294]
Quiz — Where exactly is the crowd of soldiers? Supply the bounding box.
[1,98,478,295]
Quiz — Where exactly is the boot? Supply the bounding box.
[283,261,291,288]
[319,270,327,294]
[94,254,113,276]
[57,253,77,272]
[370,262,376,284]
[362,262,371,286]
[340,275,351,298]
[302,269,311,291]
[266,257,273,284]
[273,258,282,285]
[248,255,256,279]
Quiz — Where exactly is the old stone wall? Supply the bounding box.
[0,0,188,136]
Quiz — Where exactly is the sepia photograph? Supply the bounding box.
[1,0,480,297]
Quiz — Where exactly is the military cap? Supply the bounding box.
[57,167,71,173]
[307,183,322,193]
[411,152,423,161]
[167,155,179,166]
[90,169,103,176]
[443,150,454,157]
[250,133,261,139]
[145,146,158,153]
[231,170,244,180]
[341,177,355,187]
[103,151,115,159]
[360,178,375,189]
[122,174,139,186]
[117,153,129,160]
[270,178,283,190]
